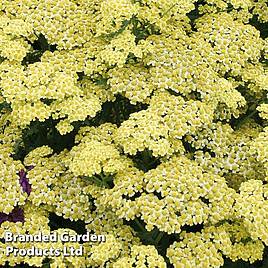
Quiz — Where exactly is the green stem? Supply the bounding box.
[134,218,147,233]
[92,175,104,186]
[100,173,112,187]
[141,150,150,164]
[235,109,258,129]
[154,231,164,245]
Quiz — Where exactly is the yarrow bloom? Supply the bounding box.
[0,0,267,267]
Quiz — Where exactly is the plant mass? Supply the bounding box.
[0,0,268,267]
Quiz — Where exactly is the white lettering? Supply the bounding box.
[61,232,69,242]
[5,232,14,242]
[5,246,13,256]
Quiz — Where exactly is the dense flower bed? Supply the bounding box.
[0,0,267,267]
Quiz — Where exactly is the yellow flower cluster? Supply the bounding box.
[0,0,268,267]
[115,91,214,156]
[86,234,122,267]
[239,63,268,95]
[0,14,33,62]
[167,229,225,268]
[167,222,264,268]
[218,221,264,263]
[23,146,92,221]
[0,58,103,133]
[235,179,268,244]
[23,146,60,206]
[51,174,92,221]
[0,118,27,213]
[195,13,264,76]
[2,0,96,50]
[97,165,144,221]
[0,155,26,214]
[96,0,139,36]
[139,32,248,120]
[0,203,86,268]
[108,63,153,104]
[250,127,268,179]
[191,121,266,187]
[257,104,268,119]
[99,29,143,68]
[85,209,142,267]
[0,204,49,267]
[139,157,236,231]
[113,245,167,268]
[252,0,268,22]
[80,77,115,103]
[99,156,236,234]
[198,0,268,23]
[137,0,196,34]
[68,124,131,177]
